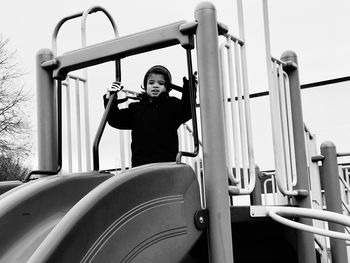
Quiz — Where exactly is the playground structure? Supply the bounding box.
[0,1,350,262]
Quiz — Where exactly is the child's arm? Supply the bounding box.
[103,83,134,130]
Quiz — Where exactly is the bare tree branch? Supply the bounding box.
[0,35,32,171]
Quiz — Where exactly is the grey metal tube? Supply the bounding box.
[36,49,57,170]
[320,141,347,263]
[250,166,262,205]
[280,50,317,263]
[194,2,233,262]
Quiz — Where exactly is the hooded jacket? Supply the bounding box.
[104,84,192,167]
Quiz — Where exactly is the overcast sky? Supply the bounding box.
[1,0,350,170]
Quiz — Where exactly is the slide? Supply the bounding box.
[0,171,112,262]
[0,163,202,262]
[0,180,23,195]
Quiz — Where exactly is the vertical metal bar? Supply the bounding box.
[239,39,256,195]
[82,80,91,171]
[118,92,126,171]
[233,41,249,189]
[36,49,58,171]
[283,72,297,186]
[250,166,262,205]
[320,142,347,263]
[307,133,328,263]
[65,79,73,172]
[220,42,239,185]
[194,3,234,262]
[346,168,350,204]
[280,50,316,263]
[75,78,82,171]
[226,42,241,185]
[277,63,293,190]
[262,0,290,197]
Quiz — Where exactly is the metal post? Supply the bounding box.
[320,141,347,263]
[280,51,317,263]
[36,48,57,170]
[250,166,262,205]
[194,3,234,263]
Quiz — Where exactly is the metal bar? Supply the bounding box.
[320,142,348,263]
[53,21,193,79]
[82,80,91,171]
[36,49,58,171]
[75,79,82,172]
[224,41,241,185]
[276,62,293,191]
[81,6,119,172]
[194,3,233,262]
[176,48,199,161]
[280,50,317,263]
[64,79,73,172]
[234,41,249,189]
[52,12,83,55]
[92,92,116,171]
[240,39,256,196]
[283,73,297,186]
[262,1,296,197]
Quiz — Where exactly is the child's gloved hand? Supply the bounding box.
[182,71,198,90]
[106,81,124,99]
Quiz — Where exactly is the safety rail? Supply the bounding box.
[251,206,350,240]
[260,171,278,205]
[219,33,256,195]
[53,6,118,173]
[339,164,350,216]
[266,55,300,197]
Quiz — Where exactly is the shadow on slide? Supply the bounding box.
[0,163,202,262]
[0,171,112,263]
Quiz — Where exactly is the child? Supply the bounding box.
[104,65,196,167]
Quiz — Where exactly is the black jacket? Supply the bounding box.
[104,87,192,167]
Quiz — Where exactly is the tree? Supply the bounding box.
[0,155,29,181]
[0,36,32,180]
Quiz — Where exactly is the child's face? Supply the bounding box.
[146,73,167,98]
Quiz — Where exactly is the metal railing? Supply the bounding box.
[267,57,300,197]
[53,6,118,173]
[338,165,350,216]
[219,33,256,195]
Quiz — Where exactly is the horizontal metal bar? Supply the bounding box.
[53,20,193,79]
[337,152,350,157]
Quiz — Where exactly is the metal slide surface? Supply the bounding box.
[0,171,112,263]
[27,163,202,263]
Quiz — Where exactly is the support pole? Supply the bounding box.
[194,3,234,263]
[281,51,317,263]
[320,141,347,263]
[36,48,57,170]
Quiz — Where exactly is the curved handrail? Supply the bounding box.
[81,6,118,172]
[81,6,118,45]
[266,206,350,240]
[52,6,118,54]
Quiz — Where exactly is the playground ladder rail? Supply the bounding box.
[52,6,118,173]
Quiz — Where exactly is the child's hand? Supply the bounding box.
[182,71,198,90]
[106,81,124,99]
